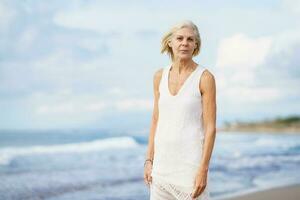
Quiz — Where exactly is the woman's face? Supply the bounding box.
[168,27,197,61]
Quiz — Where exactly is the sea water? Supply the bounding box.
[0,130,300,200]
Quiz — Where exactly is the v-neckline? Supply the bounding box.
[167,64,199,97]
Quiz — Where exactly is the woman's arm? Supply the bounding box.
[145,69,163,162]
[198,70,217,173]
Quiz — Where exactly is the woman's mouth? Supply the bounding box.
[180,50,189,53]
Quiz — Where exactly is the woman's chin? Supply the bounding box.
[176,55,193,61]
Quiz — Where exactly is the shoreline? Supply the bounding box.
[215,183,300,200]
[216,129,300,134]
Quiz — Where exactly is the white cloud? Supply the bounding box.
[224,86,281,104]
[115,98,152,111]
[36,101,107,115]
[33,91,152,116]
[215,30,300,114]
[216,33,273,94]
[216,33,272,70]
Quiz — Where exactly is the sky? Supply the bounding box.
[0,0,299,132]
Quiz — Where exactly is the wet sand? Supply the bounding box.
[220,184,300,200]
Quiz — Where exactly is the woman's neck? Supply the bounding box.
[172,59,197,74]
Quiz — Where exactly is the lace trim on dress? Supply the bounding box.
[151,176,210,200]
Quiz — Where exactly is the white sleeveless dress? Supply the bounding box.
[150,64,211,200]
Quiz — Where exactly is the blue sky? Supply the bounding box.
[0,0,299,132]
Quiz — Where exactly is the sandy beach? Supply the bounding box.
[220,184,300,200]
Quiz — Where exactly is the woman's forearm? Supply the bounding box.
[199,127,216,172]
[145,117,158,160]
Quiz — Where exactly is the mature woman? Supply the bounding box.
[144,20,217,200]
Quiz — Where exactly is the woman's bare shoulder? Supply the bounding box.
[153,67,164,83]
[154,68,164,78]
[202,68,215,81]
[153,67,164,91]
[200,67,216,93]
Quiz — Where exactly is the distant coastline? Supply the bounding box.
[218,115,300,133]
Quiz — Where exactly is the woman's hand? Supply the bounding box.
[143,161,153,187]
[191,168,208,199]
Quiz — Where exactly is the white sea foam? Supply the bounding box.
[0,136,139,165]
[226,154,300,170]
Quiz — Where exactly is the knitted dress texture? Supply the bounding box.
[150,64,211,200]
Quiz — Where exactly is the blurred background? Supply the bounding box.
[0,0,299,199]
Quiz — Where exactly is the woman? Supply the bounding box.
[144,20,217,200]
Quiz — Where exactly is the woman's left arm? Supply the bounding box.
[198,70,217,173]
[192,70,217,199]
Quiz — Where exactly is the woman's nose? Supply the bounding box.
[182,39,188,45]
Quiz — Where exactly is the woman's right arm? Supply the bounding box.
[144,68,163,185]
[145,68,163,162]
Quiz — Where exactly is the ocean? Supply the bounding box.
[0,130,300,200]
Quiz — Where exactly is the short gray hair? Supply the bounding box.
[161,20,201,60]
